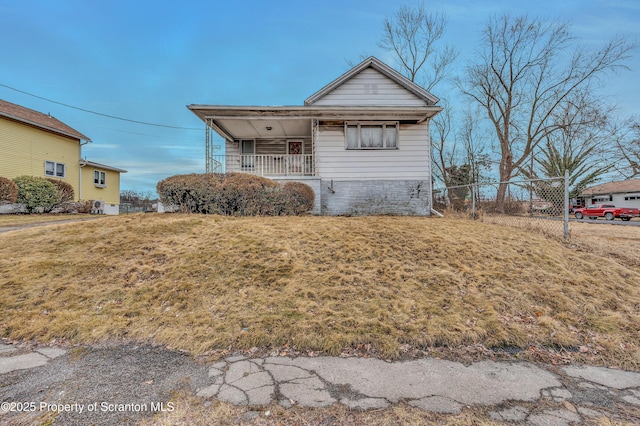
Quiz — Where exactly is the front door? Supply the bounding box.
[288,141,303,174]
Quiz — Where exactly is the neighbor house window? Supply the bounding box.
[45,161,65,178]
[593,195,612,202]
[94,170,106,187]
[345,122,398,149]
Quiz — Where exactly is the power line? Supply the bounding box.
[67,121,204,141]
[0,83,202,130]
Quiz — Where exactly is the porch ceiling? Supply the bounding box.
[188,104,442,140]
[215,117,311,139]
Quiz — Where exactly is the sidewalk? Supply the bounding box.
[1,342,639,425]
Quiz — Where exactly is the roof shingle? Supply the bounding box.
[0,98,90,141]
[580,179,640,195]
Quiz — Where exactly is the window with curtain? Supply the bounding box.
[345,122,398,149]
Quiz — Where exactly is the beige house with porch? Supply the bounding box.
[188,57,442,215]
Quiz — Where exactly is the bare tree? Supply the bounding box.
[378,3,457,91]
[614,118,640,178]
[431,100,457,190]
[376,3,460,207]
[460,14,635,211]
[459,110,490,185]
[522,92,615,197]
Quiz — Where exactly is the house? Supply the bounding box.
[80,160,128,214]
[578,179,640,209]
[0,98,126,214]
[188,57,442,216]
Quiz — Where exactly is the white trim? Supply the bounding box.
[344,121,399,150]
[304,56,439,106]
[0,111,90,142]
[93,170,106,187]
[45,160,66,178]
[80,160,127,173]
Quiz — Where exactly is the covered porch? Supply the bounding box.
[188,105,317,177]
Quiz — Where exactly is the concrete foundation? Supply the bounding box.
[321,179,430,216]
[273,178,431,216]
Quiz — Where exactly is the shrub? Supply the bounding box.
[13,175,61,213]
[156,173,315,216]
[51,200,92,214]
[219,173,278,215]
[0,176,18,203]
[281,181,315,215]
[46,178,75,202]
[157,173,225,214]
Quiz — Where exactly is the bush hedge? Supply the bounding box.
[13,175,61,213]
[0,177,18,203]
[281,181,316,215]
[46,178,75,203]
[157,173,314,216]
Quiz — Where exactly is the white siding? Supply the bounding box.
[312,68,427,107]
[256,139,286,155]
[609,194,640,209]
[316,122,431,180]
[225,139,240,156]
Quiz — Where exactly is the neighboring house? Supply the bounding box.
[0,98,126,214]
[578,179,640,210]
[188,56,442,216]
[80,160,128,215]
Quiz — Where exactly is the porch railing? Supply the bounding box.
[210,154,314,176]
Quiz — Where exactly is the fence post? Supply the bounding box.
[471,184,476,220]
[564,170,569,239]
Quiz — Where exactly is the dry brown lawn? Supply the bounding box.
[1,214,639,369]
[0,213,90,227]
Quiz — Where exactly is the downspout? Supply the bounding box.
[79,140,90,201]
[79,159,86,201]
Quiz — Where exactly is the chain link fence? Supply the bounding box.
[435,172,570,239]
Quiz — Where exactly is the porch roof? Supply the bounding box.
[187,105,442,140]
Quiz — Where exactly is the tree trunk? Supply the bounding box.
[495,154,513,213]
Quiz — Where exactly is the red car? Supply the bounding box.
[574,204,640,221]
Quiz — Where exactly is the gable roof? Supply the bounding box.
[0,98,90,142]
[304,56,440,106]
[580,179,640,196]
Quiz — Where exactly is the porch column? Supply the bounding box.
[312,119,318,176]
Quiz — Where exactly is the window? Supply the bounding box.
[45,161,65,178]
[593,195,612,202]
[240,139,255,168]
[345,122,398,149]
[94,170,106,187]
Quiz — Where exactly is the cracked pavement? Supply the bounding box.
[2,342,640,425]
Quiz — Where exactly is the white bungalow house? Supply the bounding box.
[188,56,442,215]
[578,179,640,209]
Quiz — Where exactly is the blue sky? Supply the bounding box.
[1,0,638,194]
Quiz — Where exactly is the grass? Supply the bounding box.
[0,213,91,227]
[0,214,639,370]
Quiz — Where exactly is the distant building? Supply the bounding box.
[0,99,126,214]
[578,179,640,209]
